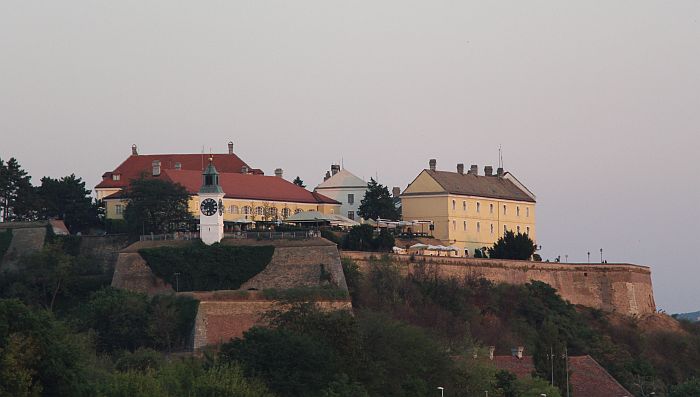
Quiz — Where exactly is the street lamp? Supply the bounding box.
[587,251,590,263]
[437,386,444,397]
[600,248,603,262]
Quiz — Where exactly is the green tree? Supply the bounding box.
[292,176,306,188]
[0,157,37,221]
[487,231,537,260]
[670,378,700,397]
[358,178,400,221]
[36,174,98,232]
[123,178,192,235]
[342,224,375,251]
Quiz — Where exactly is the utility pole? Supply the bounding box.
[587,251,590,263]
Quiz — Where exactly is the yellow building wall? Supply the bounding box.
[401,170,536,256]
[105,196,340,221]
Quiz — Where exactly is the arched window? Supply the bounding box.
[517,207,520,217]
[282,208,291,218]
[462,201,467,211]
[490,203,494,214]
[452,200,456,210]
[503,205,507,215]
[255,206,264,215]
[242,206,251,215]
[476,202,481,213]
[267,207,278,218]
[229,205,239,214]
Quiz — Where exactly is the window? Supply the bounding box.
[476,202,480,213]
[504,225,507,233]
[242,206,251,215]
[526,207,530,217]
[463,221,467,231]
[477,222,481,233]
[490,203,494,214]
[348,211,355,220]
[294,208,303,214]
[267,207,278,218]
[112,174,121,181]
[282,208,291,218]
[526,226,530,235]
[463,201,467,211]
[452,200,456,210]
[517,207,520,217]
[255,207,264,215]
[229,205,239,214]
[490,223,494,234]
[503,205,507,215]
[115,204,123,215]
[517,225,521,233]
[174,162,182,170]
[452,220,456,230]
[348,194,354,204]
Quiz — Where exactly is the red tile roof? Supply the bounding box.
[492,355,632,397]
[95,153,262,189]
[105,169,340,205]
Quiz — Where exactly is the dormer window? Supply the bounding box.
[174,162,182,170]
[112,174,121,181]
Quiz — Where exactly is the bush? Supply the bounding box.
[114,348,164,372]
[261,287,349,302]
[0,228,12,258]
[139,242,274,291]
[488,231,537,260]
[341,225,395,252]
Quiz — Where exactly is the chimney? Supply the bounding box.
[331,164,340,176]
[392,187,401,198]
[489,346,495,360]
[496,167,504,177]
[228,141,234,155]
[241,166,249,174]
[468,164,478,175]
[152,160,161,176]
[457,163,464,175]
[484,166,493,176]
[429,159,436,171]
[324,171,331,181]
[274,168,283,178]
[131,144,138,156]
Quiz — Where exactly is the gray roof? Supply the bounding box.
[405,170,535,203]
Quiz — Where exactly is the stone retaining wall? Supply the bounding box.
[342,252,656,316]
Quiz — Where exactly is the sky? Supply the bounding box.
[1,1,698,312]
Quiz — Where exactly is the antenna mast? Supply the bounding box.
[498,145,503,169]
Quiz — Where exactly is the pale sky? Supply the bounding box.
[1,2,698,312]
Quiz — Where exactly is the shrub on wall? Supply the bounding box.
[139,242,274,292]
[0,228,12,258]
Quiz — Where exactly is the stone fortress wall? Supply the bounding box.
[342,252,656,316]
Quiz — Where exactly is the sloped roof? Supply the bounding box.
[316,169,367,190]
[95,153,262,189]
[106,169,340,205]
[492,355,632,396]
[405,170,535,203]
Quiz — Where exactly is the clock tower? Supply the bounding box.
[198,157,225,245]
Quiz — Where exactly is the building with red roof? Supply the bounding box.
[99,143,340,223]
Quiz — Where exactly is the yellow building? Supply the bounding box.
[98,144,340,224]
[401,160,536,256]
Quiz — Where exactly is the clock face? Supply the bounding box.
[218,199,224,215]
[200,198,218,216]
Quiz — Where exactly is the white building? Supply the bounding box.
[314,165,367,222]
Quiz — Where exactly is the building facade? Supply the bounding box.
[314,165,368,222]
[97,143,340,223]
[401,159,536,256]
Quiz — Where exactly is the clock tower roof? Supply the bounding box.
[200,157,224,194]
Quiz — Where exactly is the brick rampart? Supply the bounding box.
[342,252,656,316]
[185,293,352,349]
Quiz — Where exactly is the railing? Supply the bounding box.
[225,231,320,240]
[139,230,319,241]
